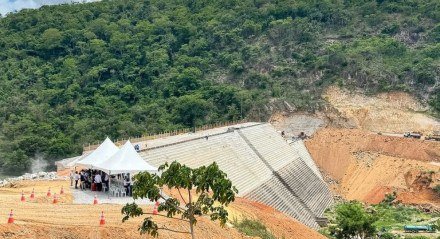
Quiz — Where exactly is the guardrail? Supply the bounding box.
[142,122,264,152]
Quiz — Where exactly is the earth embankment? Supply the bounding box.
[306,128,440,206]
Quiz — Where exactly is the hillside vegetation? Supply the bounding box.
[0,0,439,173]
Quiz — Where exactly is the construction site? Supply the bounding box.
[1,87,440,239]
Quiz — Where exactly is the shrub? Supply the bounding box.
[433,219,440,231]
[433,185,440,196]
[331,201,378,239]
[382,191,397,205]
[233,218,276,239]
[404,236,429,239]
[380,232,397,239]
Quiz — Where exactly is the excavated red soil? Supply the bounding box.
[305,128,440,206]
[162,187,326,239]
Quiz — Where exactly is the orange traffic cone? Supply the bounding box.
[20,191,25,202]
[99,211,105,226]
[47,188,51,197]
[60,186,64,195]
[153,202,158,215]
[53,193,58,204]
[93,195,98,205]
[7,210,14,224]
[30,188,35,200]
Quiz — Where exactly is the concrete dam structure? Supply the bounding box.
[139,122,333,228]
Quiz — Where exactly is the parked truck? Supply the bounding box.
[404,225,435,233]
[404,132,422,139]
[426,131,440,141]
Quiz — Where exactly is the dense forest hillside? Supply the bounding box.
[0,0,439,173]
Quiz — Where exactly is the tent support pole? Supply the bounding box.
[108,171,111,199]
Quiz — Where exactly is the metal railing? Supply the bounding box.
[82,119,250,152]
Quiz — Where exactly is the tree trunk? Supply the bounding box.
[189,219,195,239]
[188,189,195,239]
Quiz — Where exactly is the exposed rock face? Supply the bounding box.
[323,86,440,134]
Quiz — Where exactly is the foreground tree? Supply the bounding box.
[122,161,238,238]
[433,184,440,197]
[330,201,378,239]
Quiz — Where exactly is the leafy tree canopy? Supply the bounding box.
[121,161,238,238]
[330,201,378,239]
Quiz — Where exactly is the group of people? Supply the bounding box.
[70,169,133,196]
[71,169,109,192]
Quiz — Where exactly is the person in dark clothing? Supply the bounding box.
[80,171,86,190]
[123,176,132,196]
[105,174,109,191]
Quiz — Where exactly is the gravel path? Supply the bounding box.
[72,187,153,205]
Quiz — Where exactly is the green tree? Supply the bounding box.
[41,28,63,50]
[433,185,440,197]
[2,149,30,172]
[331,201,378,239]
[121,161,238,239]
[172,94,213,127]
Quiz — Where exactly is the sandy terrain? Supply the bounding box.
[0,180,325,239]
[305,128,440,206]
[323,86,440,134]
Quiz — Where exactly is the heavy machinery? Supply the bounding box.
[426,131,440,141]
[404,225,435,233]
[403,132,422,139]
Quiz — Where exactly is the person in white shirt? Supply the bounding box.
[94,173,102,191]
[74,171,80,189]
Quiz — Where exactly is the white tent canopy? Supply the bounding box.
[75,137,119,168]
[94,140,158,175]
[66,155,84,168]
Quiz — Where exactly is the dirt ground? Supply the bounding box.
[163,187,327,239]
[323,86,440,134]
[0,180,325,239]
[305,128,440,206]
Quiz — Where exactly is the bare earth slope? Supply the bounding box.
[324,86,440,134]
[0,180,325,239]
[305,128,440,206]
